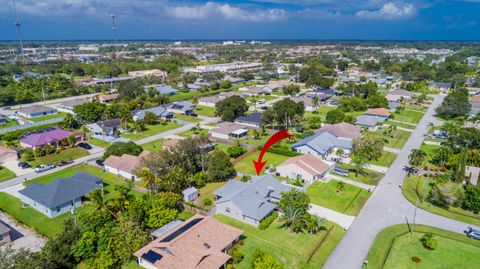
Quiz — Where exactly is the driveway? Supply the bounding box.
[2,160,34,176]
[309,203,355,230]
[0,212,45,252]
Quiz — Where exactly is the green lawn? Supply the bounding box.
[0,166,16,182]
[335,163,385,185]
[419,143,439,166]
[369,151,397,167]
[28,112,67,122]
[195,105,216,117]
[234,151,289,175]
[392,110,424,124]
[405,104,427,112]
[366,224,480,269]
[402,175,480,226]
[1,120,19,128]
[215,214,346,269]
[366,128,411,149]
[141,138,164,152]
[192,182,227,210]
[86,138,111,148]
[214,143,232,154]
[178,127,208,138]
[26,147,89,167]
[243,134,270,147]
[174,114,202,123]
[304,106,335,121]
[306,180,371,216]
[384,121,415,130]
[122,122,181,140]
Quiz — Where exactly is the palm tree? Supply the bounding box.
[312,95,319,112]
[139,167,156,202]
[282,205,303,233]
[408,149,426,167]
[86,189,107,210]
[120,107,132,130]
[306,216,326,235]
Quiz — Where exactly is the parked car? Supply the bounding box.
[95,159,104,166]
[258,99,266,104]
[190,113,198,117]
[466,227,480,240]
[261,106,268,110]
[333,168,349,177]
[57,160,73,167]
[77,142,92,150]
[34,165,48,173]
[330,157,342,163]
[18,162,30,169]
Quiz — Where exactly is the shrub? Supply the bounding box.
[240,175,251,182]
[21,150,34,161]
[266,144,301,157]
[227,146,247,158]
[229,245,244,264]
[421,232,438,250]
[259,211,278,230]
[252,250,282,269]
[411,256,422,263]
[202,198,212,206]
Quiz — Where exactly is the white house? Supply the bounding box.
[104,151,150,181]
[276,154,333,184]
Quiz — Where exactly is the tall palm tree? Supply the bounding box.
[120,108,132,130]
[282,205,303,233]
[139,167,156,202]
[312,95,319,112]
[408,149,426,167]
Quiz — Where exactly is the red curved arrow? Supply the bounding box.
[253,129,294,176]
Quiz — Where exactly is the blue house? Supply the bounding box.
[291,131,353,159]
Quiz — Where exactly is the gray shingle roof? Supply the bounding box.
[214,175,291,221]
[291,131,353,155]
[19,172,102,209]
[355,115,385,127]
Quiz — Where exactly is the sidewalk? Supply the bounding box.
[327,175,376,191]
[309,203,355,230]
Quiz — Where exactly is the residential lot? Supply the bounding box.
[335,163,385,185]
[392,109,425,124]
[195,105,216,117]
[140,138,164,152]
[366,128,411,149]
[234,151,289,175]
[369,150,397,167]
[24,147,89,167]
[0,166,16,182]
[27,112,67,122]
[306,180,371,216]
[366,224,480,269]
[215,214,346,269]
[121,121,181,140]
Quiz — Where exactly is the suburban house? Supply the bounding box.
[16,105,57,119]
[291,131,353,159]
[198,96,222,107]
[0,114,7,125]
[291,95,319,111]
[364,108,391,120]
[0,145,17,163]
[104,151,150,181]
[470,95,480,116]
[133,106,174,121]
[214,175,291,226]
[134,215,243,269]
[317,123,362,141]
[18,172,103,218]
[147,85,177,96]
[208,122,251,140]
[19,128,83,149]
[182,186,199,202]
[355,115,385,130]
[428,82,452,93]
[128,69,167,79]
[98,93,120,104]
[386,89,414,102]
[268,79,293,90]
[226,77,247,85]
[86,118,122,136]
[60,98,90,110]
[234,112,263,128]
[240,85,272,96]
[305,91,329,102]
[0,222,11,242]
[277,154,333,184]
[219,92,244,99]
[166,101,195,115]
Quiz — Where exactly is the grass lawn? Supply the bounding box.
[234,151,289,175]
[178,127,208,138]
[214,143,231,154]
[392,110,424,124]
[366,128,411,149]
[402,175,480,226]
[369,151,397,167]
[335,163,385,185]
[195,105,216,117]
[174,114,202,123]
[215,214,346,269]
[405,104,427,112]
[244,134,269,147]
[306,180,371,216]
[0,166,16,182]
[384,121,415,130]
[366,224,480,269]
[28,112,67,122]
[247,95,277,103]
[122,122,181,140]
[26,147,89,167]
[86,138,111,148]
[192,182,227,210]
[419,143,439,166]
[304,106,335,121]
[141,138,164,152]
[2,120,19,128]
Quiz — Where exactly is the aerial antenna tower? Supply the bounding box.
[110,13,118,62]
[13,0,25,62]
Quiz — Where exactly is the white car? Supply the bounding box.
[258,99,266,104]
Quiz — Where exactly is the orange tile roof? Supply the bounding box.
[279,154,330,176]
[365,108,391,117]
[134,215,243,269]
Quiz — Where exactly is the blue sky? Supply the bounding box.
[0,0,479,40]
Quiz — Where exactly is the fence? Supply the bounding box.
[182,203,210,216]
[0,117,64,134]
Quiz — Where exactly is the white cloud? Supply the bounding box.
[356,2,416,20]
[166,2,286,22]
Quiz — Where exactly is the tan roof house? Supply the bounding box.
[208,122,251,140]
[276,154,333,184]
[98,93,120,104]
[134,215,243,269]
[104,151,150,181]
[317,123,363,140]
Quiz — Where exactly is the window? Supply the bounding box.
[225,207,230,213]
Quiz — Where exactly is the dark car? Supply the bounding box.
[95,159,104,166]
[466,227,480,240]
[18,162,30,169]
[190,113,198,117]
[261,106,268,110]
[57,160,73,167]
[77,142,92,150]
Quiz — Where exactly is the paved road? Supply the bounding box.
[324,94,480,269]
[0,116,220,190]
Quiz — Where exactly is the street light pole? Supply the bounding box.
[411,196,419,233]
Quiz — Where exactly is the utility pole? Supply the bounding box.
[411,196,419,233]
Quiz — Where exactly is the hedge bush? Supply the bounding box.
[258,211,278,230]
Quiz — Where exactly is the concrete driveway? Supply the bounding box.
[0,212,45,252]
[2,160,33,176]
